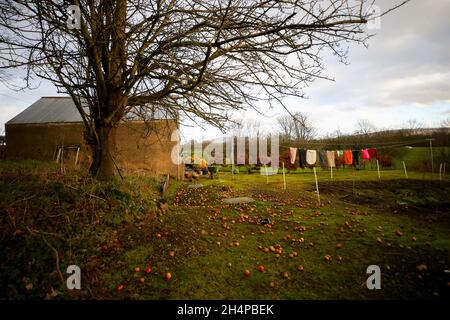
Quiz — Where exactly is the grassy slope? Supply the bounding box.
[0,161,449,300]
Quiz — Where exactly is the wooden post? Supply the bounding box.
[376,159,381,180]
[426,138,434,173]
[313,167,320,206]
[56,147,62,164]
[402,161,408,179]
[439,163,442,181]
[444,163,446,179]
[60,144,65,174]
[162,174,170,199]
[330,165,333,179]
[282,162,286,190]
[177,151,181,181]
[75,146,80,166]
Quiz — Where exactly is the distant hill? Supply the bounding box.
[298,127,450,149]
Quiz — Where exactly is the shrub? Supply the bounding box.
[378,154,393,168]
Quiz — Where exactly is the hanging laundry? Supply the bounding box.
[289,147,297,165]
[361,149,370,160]
[319,150,328,167]
[306,150,317,166]
[337,150,344,158]
[343,150,353,165]
[326,151,336,167]
[352,150,360,167]
[299,148,307,168]
[368,147,378,159]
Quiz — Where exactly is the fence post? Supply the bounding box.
[282,162,286,190]
[264,165,269,184]
[313,167,321,206]
[402,161,408,179]
[376,159,381,180]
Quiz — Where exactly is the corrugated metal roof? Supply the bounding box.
[6,97,83,124]
[6,97,176,125]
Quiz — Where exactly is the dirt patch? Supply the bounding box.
[319,179,450,225]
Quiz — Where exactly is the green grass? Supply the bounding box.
[391,147,449,170]
[1,160,449,300]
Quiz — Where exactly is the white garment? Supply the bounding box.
[326,151,336,168]
[289,147,297,164]
[306,150,317,165]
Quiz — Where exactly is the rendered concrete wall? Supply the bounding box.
[5,120,182,177]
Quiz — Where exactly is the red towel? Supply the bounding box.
[368,148,378,159]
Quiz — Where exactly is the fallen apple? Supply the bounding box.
[243,269,251,277]
[169,251,175,257]
[258,265,265,272]
[165,272,172,281]
[282,272,289,279]
[297,265,304,271]
[416,264,427,271]
[134,267,141,272]
[145,267,151,273]
[139,277,145,284]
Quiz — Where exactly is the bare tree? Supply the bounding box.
[355,119,377,135]
[441,117,450,128]
[0,0,407,179]
[405,118,423,134]
[277,112,315,142]
[231,119,264,138]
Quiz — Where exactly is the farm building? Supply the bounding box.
[5,97,182,177]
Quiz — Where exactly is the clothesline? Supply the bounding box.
[280,138,430,152]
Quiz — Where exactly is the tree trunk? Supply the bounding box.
[89,125,117,180]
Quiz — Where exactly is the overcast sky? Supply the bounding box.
[1,0,449,140]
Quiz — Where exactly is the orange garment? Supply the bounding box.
[343,150,353,165]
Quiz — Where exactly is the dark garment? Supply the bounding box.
[298,148,307,168]
[319,150,328,167]
[368,147,378,159]
[352,150,360,167]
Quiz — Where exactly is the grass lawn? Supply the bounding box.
[1,160,449,299]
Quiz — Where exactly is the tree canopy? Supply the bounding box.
[0,0,406,179]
